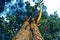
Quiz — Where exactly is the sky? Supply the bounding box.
[43,0,60,17]
[24,0,60,17]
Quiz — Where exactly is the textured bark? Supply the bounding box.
[31,23,44,40]
[13,21,32,40]
[13,21,44,40]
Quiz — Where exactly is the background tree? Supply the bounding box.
[0,0,60,40]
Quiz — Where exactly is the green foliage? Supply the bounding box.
[0,0,60,40]
[39,13,60,40]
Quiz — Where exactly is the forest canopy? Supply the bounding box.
[0,0,60,40]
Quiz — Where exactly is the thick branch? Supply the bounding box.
[37,2,42,23]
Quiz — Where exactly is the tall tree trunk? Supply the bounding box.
[13,21,32,40]
[13,21,44,40]
[31,23,44,40]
